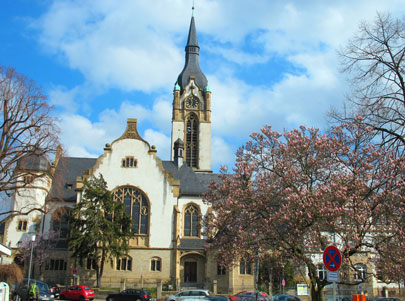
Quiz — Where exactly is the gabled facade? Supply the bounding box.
[2,15,255,294]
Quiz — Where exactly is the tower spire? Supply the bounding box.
[176,13,208,91]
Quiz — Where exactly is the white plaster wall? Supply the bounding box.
[91,138,178,249]
[199,123,211,171]
[6,175,50,248]
[171,121,184,160]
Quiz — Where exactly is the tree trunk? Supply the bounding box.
[96,249,106,288]
[310,285,323,301]
[96,266,100,288]
[310,278,323,301]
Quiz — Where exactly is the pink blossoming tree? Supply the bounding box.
[204,122,404,301]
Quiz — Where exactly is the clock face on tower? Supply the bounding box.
[185,96,199,109]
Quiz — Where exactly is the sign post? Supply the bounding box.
[323,246,342,301]
[73,268,77,285]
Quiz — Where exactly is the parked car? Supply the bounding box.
[271,294,301,301]
[48,284,61,298]
[106,289,151,301]
[326,297,351,301]
[230,291,268,301]
[13,279,54,301]
[374,298,400,301]
[205,296,229,301]
[165,289,211,301]
[60,285,95,301]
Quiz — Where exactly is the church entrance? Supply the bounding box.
[184,261,197,283]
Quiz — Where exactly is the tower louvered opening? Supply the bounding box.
[185,113,198,168]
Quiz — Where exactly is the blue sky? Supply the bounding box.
[1,0,404,172]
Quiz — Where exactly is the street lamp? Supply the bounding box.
[27,234,36,287]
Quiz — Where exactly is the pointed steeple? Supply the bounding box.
[186,16,199,48]
[177,15,208,91]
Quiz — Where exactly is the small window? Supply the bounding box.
[117,257,132,271]
[217,263,226,275]
[317,264,327,280]
[121,157,137,168]
[24,175,34,184]
[354,264,367,281]
[46,259,67,271]
[240,260,252,275]
[86,258,97,270]
[151,257,161,272]
[17,220,28,232]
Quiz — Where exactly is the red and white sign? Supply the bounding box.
[323,245,341,272]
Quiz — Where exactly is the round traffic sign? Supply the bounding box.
[323,245,341,272]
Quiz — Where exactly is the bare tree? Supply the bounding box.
[0,66,60,217]
[334,13,404,155]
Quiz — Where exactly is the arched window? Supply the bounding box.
[151,257,161,272]
[185,113,198,168]
[112,186,149,235]
[184,204,200,237]
[52,207,72,239]
[116,256,132,271]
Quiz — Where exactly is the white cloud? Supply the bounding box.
[48,86,79,113]
[58,95,173,159]
[29,0,405,172]
[211,136,235,169]
[144,129,171,161]
[58,114,109,157]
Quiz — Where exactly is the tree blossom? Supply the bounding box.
[204,122,404,301]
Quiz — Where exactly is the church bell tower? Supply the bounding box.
[171,13,212,173]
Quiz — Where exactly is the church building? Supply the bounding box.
[2,14,255,294]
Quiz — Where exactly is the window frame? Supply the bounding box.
[116,256,132,271]
[86,258,97,270]
[150,257,161,272]
[239,260,252,275]
[183,204,200,237]
[185,113,199,168]
[17,219,28,232]
[112,186,150,236]
[317,264,327,280]
[45,259,67,271]
[52,207,72,239]
[353,263,367,281]
[121,156,137,168]
[217,263,226,275]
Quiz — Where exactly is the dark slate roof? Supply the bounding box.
[0,222,4,235]
[17,153,51,172]
[162,161,220,196]
[177,16,208,91]
[179,238,206,250]
[48,157,97,202]
[47,156,217,202]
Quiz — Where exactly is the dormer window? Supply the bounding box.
[121,157,137,168]
[24,175,34,184]
[17,220,28,232]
